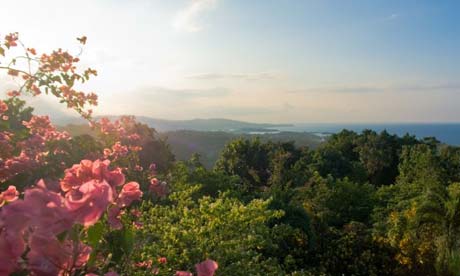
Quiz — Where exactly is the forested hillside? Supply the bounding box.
[57,118,460,275]
[58,124,324,168]
[166,130,460,275]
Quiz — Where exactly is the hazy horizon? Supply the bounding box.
[1,0,459,123]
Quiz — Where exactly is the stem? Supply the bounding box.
[0,65,32,77]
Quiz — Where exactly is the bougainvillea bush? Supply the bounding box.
[0,33,217,276]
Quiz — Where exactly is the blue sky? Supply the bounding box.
[0,0,459,123]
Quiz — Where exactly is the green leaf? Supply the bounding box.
[87,222,104,248]
[122,227,135,254]
[86,222,105,266]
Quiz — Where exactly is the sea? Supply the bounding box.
[275,123,460,146]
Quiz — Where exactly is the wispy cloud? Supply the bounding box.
[288,86,383,94]
[199,104,292,117]
[187,72,279,81]
[129,86,230,100]
[287,83,460,94]
[173,0,218,32]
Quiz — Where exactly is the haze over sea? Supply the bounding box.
[277,123,460,146]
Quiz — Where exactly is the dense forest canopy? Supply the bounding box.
[54,112,460,275]
[4,97,460,275]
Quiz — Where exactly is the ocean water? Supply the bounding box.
[276,123,460,146]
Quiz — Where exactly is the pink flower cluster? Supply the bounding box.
[4,32,19,48]
[97,116,143,162]
[61,159,142,227]
[0,115,70,183]
[22,115,69,140]
[58,85,98,112]
[149,177,168,197]
[0,159,142,275]
[98,116,139,142]
[104,141,129,160]
[98,117,127,137]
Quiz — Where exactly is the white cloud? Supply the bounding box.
[173,0,218,32]
[287,82,460,94]
[187,72,280,81]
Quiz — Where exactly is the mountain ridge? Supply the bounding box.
[54,115,293,132]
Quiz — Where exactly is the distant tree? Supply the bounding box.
[355,130,399,185]
[170,160,243,199]
[311,129,420,186]
[310,146,366,182]
[214,138,273,191]
[398,144,444,186]
[299,173,375,228]
[421,136,441,149]
[440,145,460,183]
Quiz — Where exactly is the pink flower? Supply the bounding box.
[6,90,20,97]
[27,234,68,275]
[61,160,94,191]
[0,230,23,275]
[132,220,143,229]
[103,148,112,158]
[1,186,73,235]
[4,33,18,47]
[1,185,19,202]
[136,260,153,268]
[127,133,140,141]
[61,159,125,192]
[105,166,125,187]
[110,142,129,159]
[130,208,141,217]
[92,160,125,188]
[0,100,7,114]
[149,178,168,197]
[195,259,218,276]
[65,179,113,227]
[117,182,142,207]
[27,233,92,275]
[158,257,167,264]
